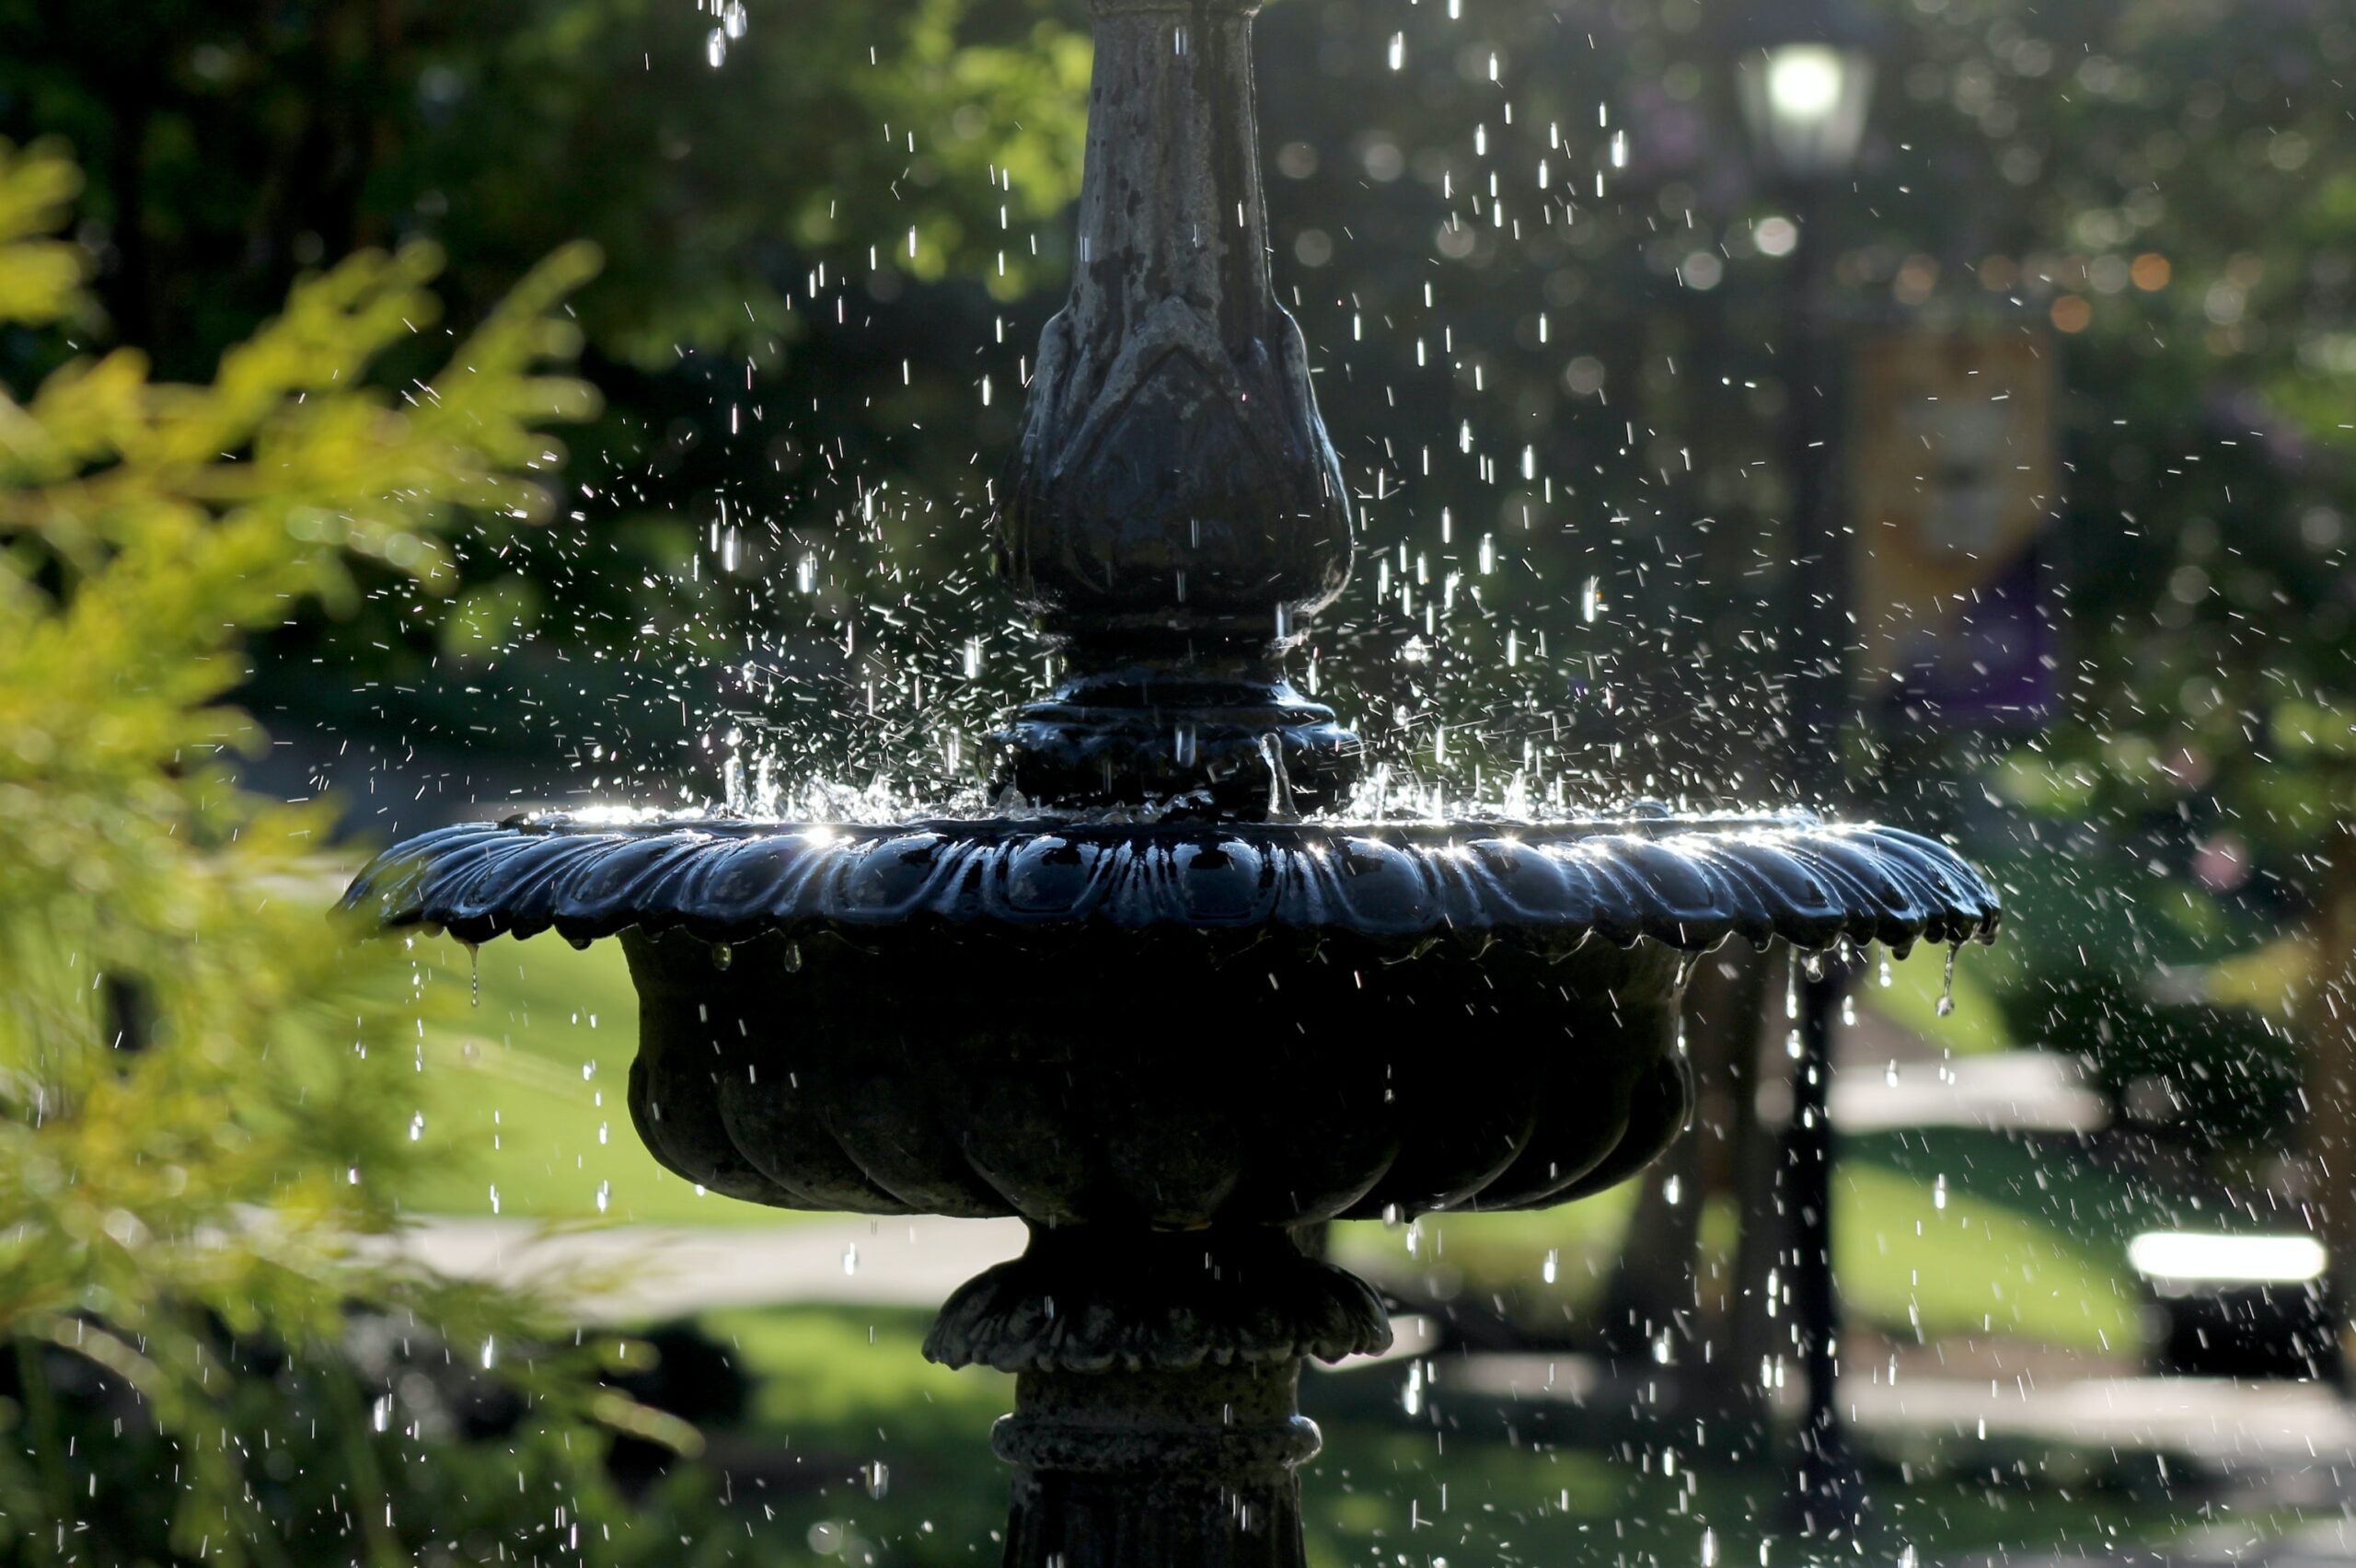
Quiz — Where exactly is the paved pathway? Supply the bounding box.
[383,1214,1028,1322]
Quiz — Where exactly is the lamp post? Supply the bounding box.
[1733,0,1880,1537]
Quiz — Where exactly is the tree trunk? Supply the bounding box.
[1598,941,1776,1444]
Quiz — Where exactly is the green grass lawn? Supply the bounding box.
[388,928,813,1227]
[1334,1122,2157,1355]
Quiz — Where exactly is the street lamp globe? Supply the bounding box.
[1737,40,1876,181]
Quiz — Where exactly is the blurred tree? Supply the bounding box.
[0,138,710,1564]
[0,0,1093,801]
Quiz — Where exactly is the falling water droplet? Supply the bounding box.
[1663,1173,1682,1206]
[705,27,727,67]
[1840,991,1856,1027]
[466,942,480,1008]
[1933,1174,1948,1211]
[1259,732,1298,822]
[1877,951,1894,988]
[711,943,734,972]
[843,1244,859,1275]
[782,940,803,974]
[1701,1528,1719,1568]
[1784,951,1799,1020]
[1937,943,1958,1017]
[1542,1248,1559,1284]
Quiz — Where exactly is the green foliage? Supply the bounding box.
[0,138,710,1564]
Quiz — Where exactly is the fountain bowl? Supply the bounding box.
[343,811,1996,1238]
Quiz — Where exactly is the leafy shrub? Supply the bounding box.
[0,138,722,1565]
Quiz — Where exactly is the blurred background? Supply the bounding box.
[5,0,2356,1562]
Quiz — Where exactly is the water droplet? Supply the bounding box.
[1542,1248,1559,1284]
[1936,943,1958,1018]
[466,942,480,1008]
[782,940,803,974]
[1663,1173,1682,1205]
[1259,732,1298,822]
[1933,1174,1948,1211]
[1877,950,1894,988]
[711,943,734,972]
[843,1244,859,1275]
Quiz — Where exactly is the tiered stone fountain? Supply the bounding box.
[343,3,1999,1562]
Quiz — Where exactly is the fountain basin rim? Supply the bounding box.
[337,811,2001,955]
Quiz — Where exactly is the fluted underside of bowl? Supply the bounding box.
[338,812,2000,956]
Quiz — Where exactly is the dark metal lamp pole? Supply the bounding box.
[1732,0,1881,1537]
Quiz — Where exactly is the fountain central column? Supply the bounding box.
[940,4,1395,1562]
[991,0,1359,815]
[927,1225,1389,1568]
[996,1363,1316,1568]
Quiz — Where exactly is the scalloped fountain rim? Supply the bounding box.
[339,810,2002,955]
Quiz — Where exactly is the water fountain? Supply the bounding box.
[341,2,2000,1562]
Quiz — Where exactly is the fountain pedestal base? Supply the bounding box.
[998,1362,1316,1568]
[925,1225,1391,1568]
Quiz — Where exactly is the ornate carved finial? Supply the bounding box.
[992,0,1358,815]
